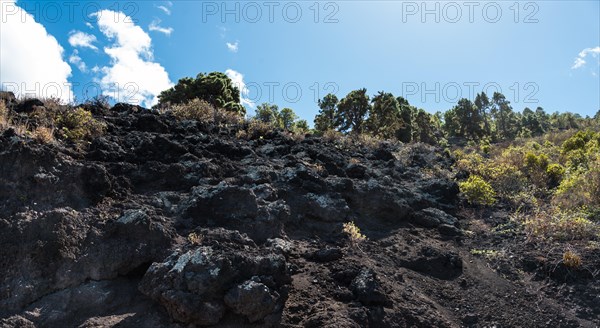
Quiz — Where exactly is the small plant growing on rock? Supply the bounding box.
[187,232,203,245]
[32,126,55,144]
[562,250,582,268]
[0,101,8,129]
[343,221,366,246]
[56,107,105,141]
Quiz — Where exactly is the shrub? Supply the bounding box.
[0,101,7,129]
[454,151,484,173]
[187,232,203,245]
[480,163,526,195]
[561,130,594,155]
[553,160,599,210]
[236,119,274,140]
[343,221,366,245]
[546,163,565,188]
[321,129,343,143]
[32,126,54,144]
[523,210,598,241]
[459,175,496,206]
[562,250,582,268]
[524,152,549,171]
[56,107,105,141]
[171,98,214,121]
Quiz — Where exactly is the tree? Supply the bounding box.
[158,72,245,115]
[293,119,310,133]
[254,103,280,127]
[366,91,402,139]
[396,96,413,142]
[279,108,298,131]
[337,89,371,134]
[474,92,492,137]
[314,94,339,133]
[491,92,517,140]
[413,109,439,144]
[457,98,485,140]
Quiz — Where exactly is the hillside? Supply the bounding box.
[0,96,598,327]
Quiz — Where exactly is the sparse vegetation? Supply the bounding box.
[187,232,203,245]
[342,221,366,245]
[0,101,8,129]
[562,250,582,268]
[56,107,106,142]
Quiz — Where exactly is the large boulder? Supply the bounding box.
[139,229,290,326]
[0,208,175,314]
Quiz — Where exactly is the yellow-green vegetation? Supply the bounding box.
[456,129,600,265]
[56,107,106,141]
[459,175,496,206]
[522,211,598,241]
[342,221,366,244]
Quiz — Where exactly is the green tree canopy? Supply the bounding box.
[314,93,340,133]
[366,91,402,139]
[158,72,245,115]
[254,103,280,126]
[337,89,371,134]
[280,108,299,131]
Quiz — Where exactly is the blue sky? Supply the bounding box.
[1,0,599,122]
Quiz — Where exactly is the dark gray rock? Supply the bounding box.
[350,269,391,306]
[139,230,290,326]
[311,247,343,262]
[224,280,279,322]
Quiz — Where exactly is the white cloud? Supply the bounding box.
[93,10,173,108]
[156,1,173,15]
[226,41,239,53]
[225,69,254,108]
[156,5,171,15]
[68,30,98,50]
[571,46,600,69]
[0,0,73,101]
[69,50,88,73]
[85,22,94,29]
[149,20,174,36]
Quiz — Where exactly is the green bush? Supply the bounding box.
[524,152,548,170]
[459,175,496,206]
[546,163,565,188]
[56,107,105,141]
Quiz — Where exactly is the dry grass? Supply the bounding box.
[322,129,343,143]
[171,98,243,126]
[520,209,598,242]
[33,126,55,144]
[562,250,582,268]
[0,101,8,129]
[236,120,274,140]
[187,232,203,245]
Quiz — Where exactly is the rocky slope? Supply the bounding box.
[0,103,597,327]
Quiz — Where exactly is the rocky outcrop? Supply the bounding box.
[139,229,290,326]
[1,103,590,328]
